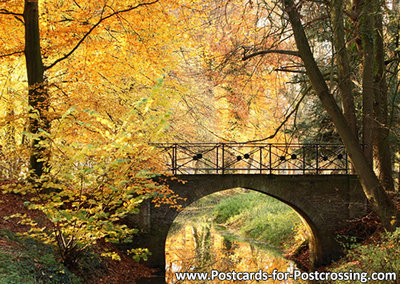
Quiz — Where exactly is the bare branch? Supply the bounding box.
[0,50,24,58]
[274,68,306,73]
[72,0,81,8]
[243,92,308,143]
[199,91,308,144]
[45,0,159,70]
[0,9,23,17]
[0,9,24,24]
[242,49,300,61]
[385,57,400,65]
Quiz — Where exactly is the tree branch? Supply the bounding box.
[274,68,306,73]
[385,57,400,65]
[0,9,23,17]
[0,9,24,24]
[0,50,24,58]
[45,0,159,70]
[243,92,307,143]
[242,49,300,61]
[200,91,308,144]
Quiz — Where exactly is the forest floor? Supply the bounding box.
[0,182,155,284]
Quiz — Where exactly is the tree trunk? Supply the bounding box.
[360,0,374,165]
[24,0,50,181]
[331,0,358,173]
[350,0,364,55]
[281,0,398,231]
[391,0,400,191]
[331,0,358,138]
[373,0,395,191]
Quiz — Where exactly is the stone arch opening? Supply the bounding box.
[165,187,318,278]
[133,174,366,280]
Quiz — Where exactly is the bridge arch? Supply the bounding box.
[166,186,322,269]
[132,174,367,277]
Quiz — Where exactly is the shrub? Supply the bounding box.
[1,100,183,268]
[329,228,400,283]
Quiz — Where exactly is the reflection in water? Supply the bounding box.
[166,217,297,283]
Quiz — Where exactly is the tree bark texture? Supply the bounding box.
[281,0,398,231]
[331,0,358,139]
[360,0,374,165]
[24,0,50,180]
[391,0,400,191]
[373,0,395,191]
[331,0,358,173]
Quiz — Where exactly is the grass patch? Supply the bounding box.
[169,190,239,234]
[213,191,262,223]
[212,191,304,248]
[0,229,104,284]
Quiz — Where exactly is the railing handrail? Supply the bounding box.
[152,142,349,175]
[150,142,346,146]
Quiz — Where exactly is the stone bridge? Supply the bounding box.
[131,173,368,278]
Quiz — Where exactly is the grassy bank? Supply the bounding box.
[212,189,306,249]
[0,229,82,284]
[327,228,400,283]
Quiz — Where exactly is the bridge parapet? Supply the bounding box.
[153,143,349,175]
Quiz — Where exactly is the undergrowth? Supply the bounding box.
[328,228,400,283]
[0,229,104,284]
[0,229,81,283]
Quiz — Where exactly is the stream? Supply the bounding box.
[166,216,298,283]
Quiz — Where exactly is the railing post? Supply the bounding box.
[315,144,319,174]
[345,148,348,174]
[260,146,262,174]
[222,143,225,174]
[170,146,173,174]
[269,144,272,174]
[216,144,219,174]
[172,144,177,175]
[302,146,306,175]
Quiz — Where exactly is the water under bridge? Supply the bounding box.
[131,143,368,280]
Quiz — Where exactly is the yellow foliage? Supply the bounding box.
[0,0,299,268]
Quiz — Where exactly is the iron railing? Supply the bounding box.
[152,143,349,175]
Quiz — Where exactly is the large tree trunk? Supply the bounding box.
[391,0,400,191]
[282,0,398,231]
[331,0,358,138]
[331,0,358,173]
[360,0,374,165]
[24,0,50,181]
[373,0,395,191]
